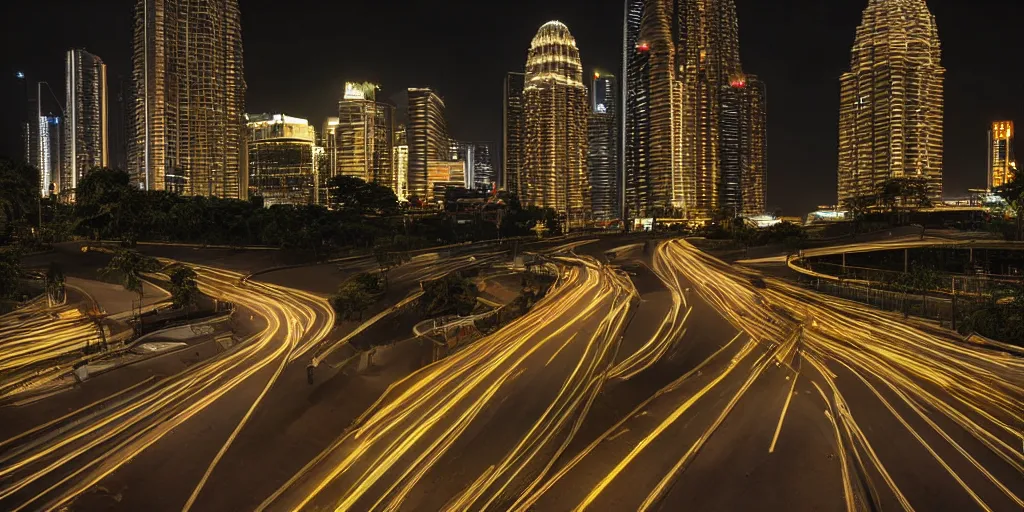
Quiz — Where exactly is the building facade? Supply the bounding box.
[588,72,619,221]
[64,49,108,198]
[334,82,396,191]
[838,0,944,205]
[406,88,450,202]
[719,75,766,216]
[393,125,409,202]
[453,142,496,190]
[129,0,246,198]
[246,114,316,207]
[37,116,63,197]
[317,117,339,205]
[521,21,590,227]
[502,72,526,195]
[625,0,763,220]
[988,121,1015,191]
[623,0,650,221]
[25,81,64,197]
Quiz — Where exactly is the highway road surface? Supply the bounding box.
[0,237,1019,511]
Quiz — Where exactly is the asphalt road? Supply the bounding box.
[523,239,1022,511]
[1,236,1019,511]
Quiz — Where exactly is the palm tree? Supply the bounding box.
[842,195,874,236]
[102,248,160,304]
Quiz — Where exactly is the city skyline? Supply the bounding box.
[0,0,1021,214]
[0,3,1022,510]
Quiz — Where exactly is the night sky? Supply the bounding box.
[1,0,1020,216]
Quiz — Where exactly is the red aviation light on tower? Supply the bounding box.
[636,42,650,52]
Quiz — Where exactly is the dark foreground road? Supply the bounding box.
[0,237,1019,511]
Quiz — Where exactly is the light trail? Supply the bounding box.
[637,239,1023,510]
[260,253,639,511]
[0,264,335,511]
[514,238,1021,511]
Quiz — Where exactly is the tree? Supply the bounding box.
[169,265,200,311]
[330,272,383,322]
[45,262,66,306]
[0,249,21,303]
[74,168,133,239]
[995,173,1024,241]
[421,272,479,318]
[326,175,398,215]
[0,158,41,242]
[878,177,931,226]
[102,248,160,302]
[842,195,875,235]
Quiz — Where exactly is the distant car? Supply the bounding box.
[749,277,768,289]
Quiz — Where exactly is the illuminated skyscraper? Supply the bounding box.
[453,142,496,189]
[589,72,619,221]
[37,116,62,197]
[719,75,766,216]
[623,0,650,220]
[407,88,450,201]
[988,121,1015,190]
[393,125,409,201]
[626,0,761,220]
[246,114,316,206]
[838,0,944,204]
[26,81,64,197]
[522,21,590,227]
[64,49,108,197]
[471,142,496,190]
[129,0,246,198]
[502,72,526,195]
[317,117,339,205]
[335,82,396,189]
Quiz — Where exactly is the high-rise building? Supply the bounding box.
[393,125,409,202]
[453,141,496,189]
[246,114,317,207]
[521,21,590,228]
[335,82,396,190]
[623,0,650,221]
[26,81,64,197]
[589,72,619,221]
[37,116,63,197]
[626,0,763,220]
[988,121,1015,191]
[502,72,526,195]
[838,0,944,205]
[318,117,339,205]
[406,88,450,201]
[64,49,108,197]
[719,75,766,216]
[471,142,496,190]
[129,0,246,198]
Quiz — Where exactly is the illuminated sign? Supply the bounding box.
[636,42,650,52]
[730,77,747,88]
[595,104,607,114]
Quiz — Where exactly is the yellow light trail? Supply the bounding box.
[0,263,335,511]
